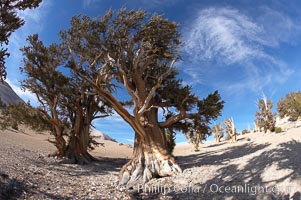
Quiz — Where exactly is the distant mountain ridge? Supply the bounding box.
[0,81,24,106]
[91,129,118,143]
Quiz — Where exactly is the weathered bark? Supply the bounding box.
[65,105,96,164]
[48,119,67,157]
[38,97,68,157]
[82,87,185,185]
[224,117,237,143]
[119,110,181,186]
[119,129,182,187]
[215,135,221,143]
[53,133,67,157]
[65,131,95,164]
[230,131,237,143]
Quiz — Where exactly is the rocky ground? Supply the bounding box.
[0,124,300,199]
[0,127,133,199]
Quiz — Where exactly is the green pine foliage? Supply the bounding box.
[275,127,282,133]
[255,97,276,133]
[165,128,176,155]
[0,102,51,132]
[0,0,41,80]
[277,91,301,121]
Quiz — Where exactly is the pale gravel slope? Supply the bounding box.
[0,124,300,199]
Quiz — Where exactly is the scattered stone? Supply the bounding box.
[1,124,300,199]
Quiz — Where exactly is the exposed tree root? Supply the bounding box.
[119,153,182,188]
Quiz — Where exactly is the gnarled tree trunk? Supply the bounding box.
[49,119,67,157]
[215,134,222,143]
[53,132,67,157]
[230,130,237,143]
[65,130,95,164]
[224,117,237,143]
[65,107,96,164]
[119,123,182,187]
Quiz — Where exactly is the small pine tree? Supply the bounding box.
[0,0,41,80]
[277,91,301,121]
[223,117,237,143]
[255,96,276,133]
[212,123,224,142]
[194,132,201,152]
[165,128,176,155]
[275,127,282,133]
[190,126,207,152]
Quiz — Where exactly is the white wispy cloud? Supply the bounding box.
[92,110,134,136]
[82,0,101,8]
[7,0,52,80]
[100,111,126,123]
[256,6,299,47]
[183,7,297,93]
[124,138,134,143]
[185,8,263,64]
[6,79,38,105]
[5,0,51,105]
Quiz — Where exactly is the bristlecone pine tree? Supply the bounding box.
[277,91,301,121]
[61,9,224,187]
[21,35,112,164]
[186,93,225,151]
[61,9,224,186]
[256,96,276,133]
[212,123,224,142]
[254,118,264,132]
[186,129,194,145]
[21,35,69,156]
[223,117,236,143]
[0,0,41,81]
[185,127,207,151]
[188,126,203,152]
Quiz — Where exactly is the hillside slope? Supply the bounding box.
[0,124,300,199]
[91,129,118,143]
[0,81,24,105]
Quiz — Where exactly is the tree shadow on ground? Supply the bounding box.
[174,140,301,199]
[31,191,71,200]
[0,172,27,200]
[30,155,129,177]
[177,142,270,169]
[205,141,228,148]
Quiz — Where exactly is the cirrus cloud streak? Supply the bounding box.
[183,7,298,94]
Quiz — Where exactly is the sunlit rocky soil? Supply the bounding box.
[0,122,300,199]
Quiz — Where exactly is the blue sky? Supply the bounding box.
[5,0,301,145]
